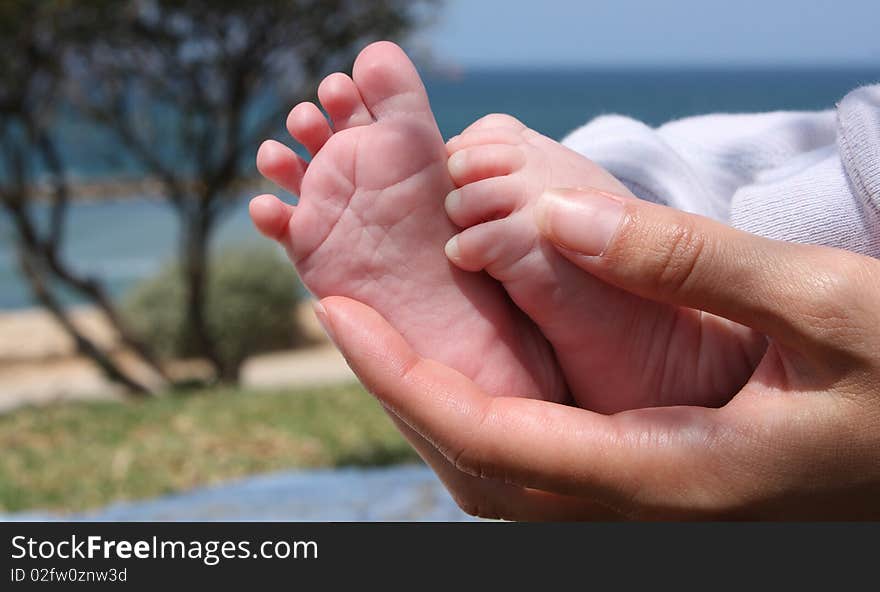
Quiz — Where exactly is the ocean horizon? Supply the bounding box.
[2,66,878,310]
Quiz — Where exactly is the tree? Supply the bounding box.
[74,0,437,382]
[0,0,168,395]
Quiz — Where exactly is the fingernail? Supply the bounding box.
[447,151,465,179]
[312,300,339,348]
[445,189,461,214]
[535,188,624,256]
[444,235,461,261]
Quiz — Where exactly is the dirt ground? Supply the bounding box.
[0,302,355,412]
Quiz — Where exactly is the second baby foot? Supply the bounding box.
[444,114,767,412]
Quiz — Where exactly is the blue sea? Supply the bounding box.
[1,68,878,309]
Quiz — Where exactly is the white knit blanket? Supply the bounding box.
[561,84,880,258]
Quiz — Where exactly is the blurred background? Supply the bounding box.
[1,0,877,520]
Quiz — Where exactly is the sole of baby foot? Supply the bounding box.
[252,43,566,404]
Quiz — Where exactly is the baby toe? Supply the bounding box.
[462,113,527,134]
[318,72,373,131]
[445,213,533,279]
[447,144,526,187]
[445,177,525,228]
[287,102,332,156]
[249,194,295,247]
[446,127,524,154]
[256,140,308,196]
[352,41,432,119]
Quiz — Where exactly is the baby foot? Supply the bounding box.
[444,115,766,412]
[250,43,565,403]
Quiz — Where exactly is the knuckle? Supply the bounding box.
[810,255,869,310]
[447,441,488,480]
[445,401,499,480]
[795,252,878,344]
[446,443,471,473]
[626,427,745,519]
[647,217,709,298]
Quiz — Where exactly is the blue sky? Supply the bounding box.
[419,0,880,67]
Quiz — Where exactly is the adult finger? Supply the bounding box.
[314,296,619,520]
[384,410,622,521]
[316,295,731,514]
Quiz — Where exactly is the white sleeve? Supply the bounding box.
[560,84,880,259]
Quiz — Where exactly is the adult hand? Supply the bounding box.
[316,187,880,519]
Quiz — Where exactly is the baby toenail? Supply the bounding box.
[445,190,461,214]
[312,300,340,349]
[447,152,466,178]
[444,235,461,261]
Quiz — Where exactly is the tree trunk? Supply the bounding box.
[38,248,173,384]
[3,188,163,397]
[33,128,173,385]
[18,249,152,396]
[182,208,227,382]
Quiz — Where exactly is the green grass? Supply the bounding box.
[0,383,420,513]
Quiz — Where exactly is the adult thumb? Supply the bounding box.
[534,187,866,347]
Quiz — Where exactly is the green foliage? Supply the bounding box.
[124,244,307,375]
[0,384,419,512]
